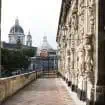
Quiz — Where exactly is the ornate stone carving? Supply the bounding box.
[70,49,74,69]
[77,45,85,75]
[78,0,84,16]
[87,0,95,35]
[84,45,93,72]
[83,34,93,73]
[72,14,78,30]
[88,0,94,7]
[56,0,96,104]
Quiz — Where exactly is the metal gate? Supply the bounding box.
[32,56,58,78]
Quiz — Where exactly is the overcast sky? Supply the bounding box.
[1,0,62,49]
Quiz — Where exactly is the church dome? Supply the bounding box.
[9,18,24,34]
[10,25,24,34]
[37,36,56,56]
[40,36,53,51]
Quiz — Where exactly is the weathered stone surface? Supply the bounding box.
[56,0,97,105]
[0,71,42,104]
[2,78,76,105]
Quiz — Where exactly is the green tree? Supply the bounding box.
[16,39,22,49]
[1,48,36,77]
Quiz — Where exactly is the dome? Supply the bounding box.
[40,36,53,51]
[10,25,24,33]
[9,18,24,34]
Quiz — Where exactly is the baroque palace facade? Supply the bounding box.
[56,0,105,105]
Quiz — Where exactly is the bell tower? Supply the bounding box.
[26,30,32,47]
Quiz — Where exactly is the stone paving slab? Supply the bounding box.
[2,78,76,105]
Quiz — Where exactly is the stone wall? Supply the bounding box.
[56,0,98,105]
[0,71,42,104]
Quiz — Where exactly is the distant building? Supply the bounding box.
[30,36,58,71]
[38,36,57,57]
[26,31,32,47]
[8,18,32,46]
[1,18,34,50]
[1,41,36,51]
[9,18,25,45]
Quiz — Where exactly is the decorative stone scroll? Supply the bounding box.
[88,0,95,34]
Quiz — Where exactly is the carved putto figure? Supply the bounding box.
[83,35,93,73]
[84,44,93,72]
[77,44,85,75]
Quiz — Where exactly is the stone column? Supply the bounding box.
[67,26,72,86]
[83,33,94,103]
